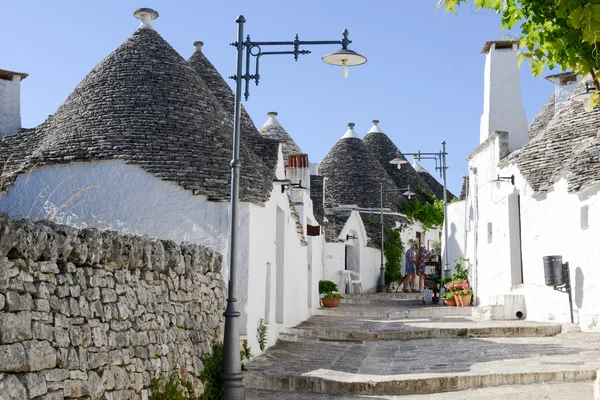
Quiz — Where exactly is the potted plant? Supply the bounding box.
[443,289,457,306]
[458,285,473,307]
[319,280,343,308]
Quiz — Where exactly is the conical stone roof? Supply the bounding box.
[258,112,303,162]
[319,123,405,209]
[187,42,279,174]
[517,75,600,193]
[528,92,555,140]
[362,120,434,200]
[411,159,456,201]
[0,19,273,202]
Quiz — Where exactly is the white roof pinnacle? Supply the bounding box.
[193,41,204,53]
[134,8,159,30]
[412,158,429,173]
[367,119,383,133]
[342,122,360,139]
[262,111,282,127]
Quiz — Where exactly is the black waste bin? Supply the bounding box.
[543,255,565,287]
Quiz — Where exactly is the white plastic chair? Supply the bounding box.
[342,270,362,294]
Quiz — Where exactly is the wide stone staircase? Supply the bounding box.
[245,293,600,399]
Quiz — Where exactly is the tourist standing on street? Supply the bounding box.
[417,245,427,293]
[404,243,418,293]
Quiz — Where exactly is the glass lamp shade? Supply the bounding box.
[322,49,367,67]
[403,190,416,199]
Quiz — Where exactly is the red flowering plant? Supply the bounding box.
[444,279,473,296]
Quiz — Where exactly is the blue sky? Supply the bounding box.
[1,1,554,194]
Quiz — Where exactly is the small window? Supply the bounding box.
[581,205,589,230]
[487,222,493,244]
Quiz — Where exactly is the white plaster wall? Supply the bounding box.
[243,147,325,354]
[480,44,528,152]
[0,160,230,253]
[445,200,468,274]
[0,76,22,138]
[460,131,600,331]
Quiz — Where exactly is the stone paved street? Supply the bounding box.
[245,295,600,397]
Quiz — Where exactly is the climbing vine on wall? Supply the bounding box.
[399,186,445,232]
[383,227,404,288]
[370,221,405,288]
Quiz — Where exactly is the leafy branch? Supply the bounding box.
[438,0,600,96]
[399,186,444,232]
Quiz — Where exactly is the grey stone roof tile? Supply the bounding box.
[528,92,556,140]
[319,136,406,209]
[363,130,436,201]
[187,45,279,176]
[516,75,600,193]
[258,112,303,162]
[0,28,273,203]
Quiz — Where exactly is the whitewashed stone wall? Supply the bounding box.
[0,214,225,399]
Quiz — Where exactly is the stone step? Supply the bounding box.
[246,367,597,396]
[246,381,596,399]
[287,323,562,341]
[315,305,472,318]
[343,292,424,301]
[245,333,600,396]
[341,298,422,306]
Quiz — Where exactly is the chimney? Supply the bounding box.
[480,41,528,152]
[545,72,580,114]
[0,69,28,138]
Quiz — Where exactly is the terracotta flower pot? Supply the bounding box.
[459,294,472,307]
[453,292,462,307]
[322,298,341,308]
[443,297,457,307]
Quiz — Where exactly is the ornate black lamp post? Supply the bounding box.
[222,16,366,400]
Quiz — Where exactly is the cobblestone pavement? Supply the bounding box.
[247,381,594,399]
[247,332,600,377]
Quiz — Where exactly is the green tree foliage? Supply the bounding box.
[400,186,444,232]
[438,0,600,93]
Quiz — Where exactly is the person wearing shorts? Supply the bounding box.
[403,244,418,293]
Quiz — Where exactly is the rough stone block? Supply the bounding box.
[5,291,33,312]
[0,294,4,311]
[17,372,48,397]
[43,368,70,382]
[23,340,57,371]
[0,311,32,343]
[0,343,27,372]
[88,371,104,400]
[32,322,53,341]
[39,261,60,274]
[0,374,28,399]
[39,390,65,400]
[63,379,90,398]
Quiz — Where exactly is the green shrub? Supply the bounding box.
[199,343,225,400]
[151,372,198,400]
[256,318,268,352]
[318,280,338,295]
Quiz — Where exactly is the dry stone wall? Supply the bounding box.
[0,214,226,399]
